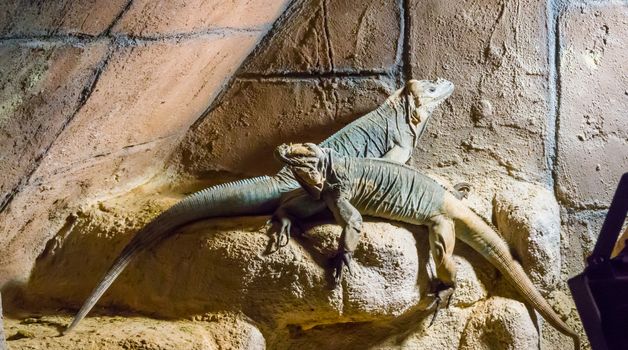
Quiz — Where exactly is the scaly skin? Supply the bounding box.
[64,79,455,333]
[274,143,580,350]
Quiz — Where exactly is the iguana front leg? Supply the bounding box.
[426,214,457,325]
[322,192,363,284]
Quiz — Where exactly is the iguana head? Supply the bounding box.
[275,143,327,199]
[406,78,454,145]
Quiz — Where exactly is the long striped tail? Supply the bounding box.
[64,175,287,334]
[446,197,581,349]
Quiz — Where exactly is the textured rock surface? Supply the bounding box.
[493,180,561,293]
[0,1,128,37]
[0,40,109,212]
[409,0,551,184]
[38,33,259,175]
[4,184,540,349]
[244,0,401,73]
[459,297,539,350]
[555,2,628,209]
[113,0,292,35]
[4,313,265,350]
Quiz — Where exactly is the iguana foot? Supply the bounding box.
[453,182,471,200]
[266,212,306,253]
[426,284,455,327]
[331,251,353,285]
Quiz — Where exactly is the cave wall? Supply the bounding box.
[0,0,294,283]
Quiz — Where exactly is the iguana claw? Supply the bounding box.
[426,285,455,327]
[332,251,353,284]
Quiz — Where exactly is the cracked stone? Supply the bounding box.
[555,2,628,209]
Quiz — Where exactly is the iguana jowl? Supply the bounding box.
[64,79,455,333]
[273,143,580,349]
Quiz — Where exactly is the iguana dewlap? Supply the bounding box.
[64,79,454,333]
[274,143,580,349]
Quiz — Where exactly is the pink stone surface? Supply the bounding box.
[0,1,128,36]
[37,33,259,178]
[113,0,293,36]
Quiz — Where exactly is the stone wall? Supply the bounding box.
[0,0,293,283]
[1,0,627,349]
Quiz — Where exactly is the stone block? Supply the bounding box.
[555,3,628,209]
[37,33,258,178]
[493,179,561,294]
[243,0,401,74]
[0,40,109,213]
[0,1,127,37]
[113,0,292,36]
[459,297,538,350]
[409,0,551,183]
[177,77,395,176]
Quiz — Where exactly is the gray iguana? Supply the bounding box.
[273,143,580,349]
[64,79,455,333]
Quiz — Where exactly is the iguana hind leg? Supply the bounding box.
[426,214,457,326]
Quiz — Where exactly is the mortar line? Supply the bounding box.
[548,0,564,199]
[0,27,263,46]
[103,0,134,36]
[394,0,406,85]
[321,0,335,72]
[401,0,412,82]
[238,70,389,81]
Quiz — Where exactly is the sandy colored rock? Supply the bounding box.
[0,136,179,286]
[0,40,109,213]
[244,0,400,74]
[113,0,292,36]
[493,180,561,293]
[409,0,551,183]
[555,2,628,209]
[459,296,538,350]
[0,1,127,37]
[177,77,395,176]
[37,33,258,178]
[3,313,265,350]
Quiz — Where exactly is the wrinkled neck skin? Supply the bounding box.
[288,149,345,200]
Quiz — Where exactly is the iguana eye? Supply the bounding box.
[429,87,436,93]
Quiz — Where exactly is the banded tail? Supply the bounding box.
[445,196,581,349]
[65,175,286,334]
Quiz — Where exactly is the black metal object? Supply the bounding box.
[569,172,628,350]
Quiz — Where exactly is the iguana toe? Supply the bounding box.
[426,285,455,327]
[332,251,353,284]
